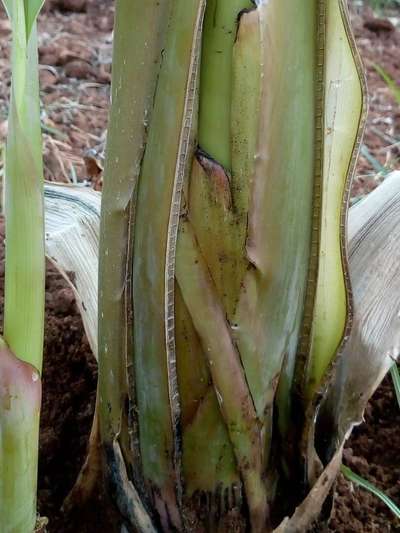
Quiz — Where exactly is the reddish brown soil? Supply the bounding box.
[0,0,112,186]
[37,270,120,532]
[37,268,97,520]
[350,3,400,200]
[330,376,400,532]
[0,1,399,532]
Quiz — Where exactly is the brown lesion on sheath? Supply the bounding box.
[186,148,248,320]
[196,148,233,211]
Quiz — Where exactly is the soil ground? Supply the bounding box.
[0,1,399,532]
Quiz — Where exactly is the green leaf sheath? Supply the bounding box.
[177,2,264,522]
[175,282,239,497]
[179,156,244,506]
[176,219,268,530]
[305,0,364,397]
[98,0,172,505]
[183,0,364,505]
[231,11,260,249]
[234,2,316,447]
[131,1,204,526]
[198,0,253,169]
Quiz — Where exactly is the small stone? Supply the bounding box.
[64,59,94,80]
[0,18,11,35]
[39,69,58,89]
[55,288,76,314]
[364,17,395,33]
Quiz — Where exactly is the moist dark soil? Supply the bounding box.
[0,1,399,532]
[36,270,118,532]
[330,376,400,532]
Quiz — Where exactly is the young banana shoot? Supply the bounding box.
[0,1,45,531]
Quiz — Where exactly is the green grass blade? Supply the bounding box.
[341,465,400,519]
[390,363,400,409]
[373,63,400,106]
[360,144,386,174]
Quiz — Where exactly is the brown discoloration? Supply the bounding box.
[196,150,233,211]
